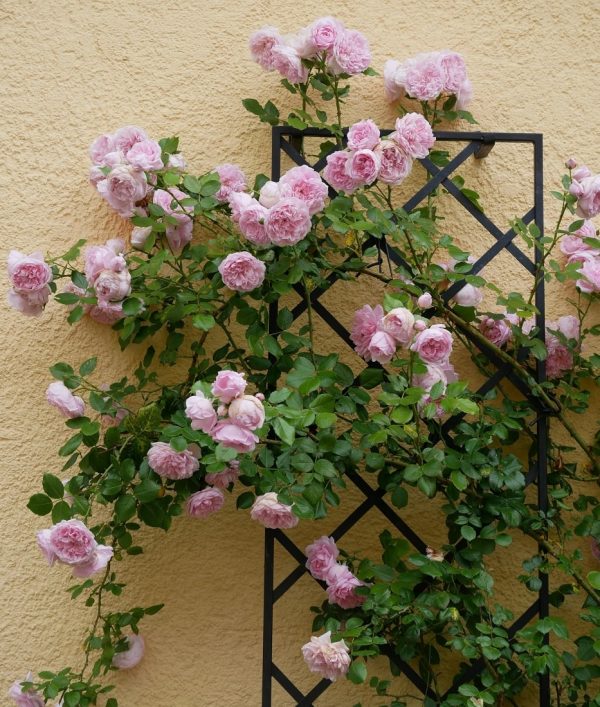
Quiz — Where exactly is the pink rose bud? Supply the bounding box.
[147,441,199,480]
[228,394,265,430]
[417,292,433,309]
[131,226,153,250]
[250,492,298,529]
[305,536,339,580]
[112,634,145,670]
[258,180,282,208]
[211,370,247,403]
[185,391,217,432]
[301,631,351,682]
[325,563,366,609]
[382,307,415,345]
[167,153,187,171]
[46,381,85,419]
[565,157,578,170]
[186,488,225,518]
[414,319,427,332]
[218,251,266,292]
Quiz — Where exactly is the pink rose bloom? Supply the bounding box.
[131,225,152,250]
[8,288,50,317]
[382,307,415,345]
[96,164,148,217]
[249,26,282,70]
[411,324,453,364]
[288,26,317,59]
[392,113,435,159]
[301,632,351,682]
[279,165,328,216]
[46,381,85,418]
[271,44,309,84]
[186,488,225,518]
[147,441,199,480]
[218,251,266,292]
[37,519,113,577]
[367,330,397,363]
[576,256,600,293]
[228,394,265,430]
[250,492,299,529]
[439,50,467,93]
[8,672,44,707]
[456,77,473,110]
[229,191,255,222]
[112,634,145,670]
[560,221,598,256]
[89,133,116,165]
[573,166,592,181]
[212,370,247,402]
[265,197,312,246]
[479,316,513,347]
[153,187,193,216]
[326,564,366,609]
[413,362,449,395]
[88,300,125,325]
[94,269,131,302]
[556,315,579,340]
[329,29,371,75]
[258,181,282,208]
[84,239,127,284]
[404,53,445,100]
[571,174,600,218]
[114,126,148,153]
[347,119,380,151]
[185,391,217,432]
[546,339,573,379]
[376,140,412,185]
[167,153,187,171]
[323,150,359,193]
[305,536,339,580]
[310,16,343,51]
[166,214,194,251]
[205,460,240,489]
[417,292,433,309]
[126,139,163,171]
[452,283,483,307]
[345,148,381,186]
[214,164,247,203]
[383,59,406,102]
[211,421,259,453]
[350,304,384,358]
[7,251,52,293]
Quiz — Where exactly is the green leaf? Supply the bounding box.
[133,479,161,504]
[273,418,295,446]
[49,362,74,380]
[43,473,65,499]
[121,298,144,316]
[51,500,72,523]
[391,486,408,508]
[315,412,337,428]
[27,493,53,516]
[588,571,600,590]
[115,494,137,522]
[78,357,97,377]
[236,491,255,509]
[461,525,476,541]
[348,660,368,684]
[242,98,263,117]
[192,313,216,331]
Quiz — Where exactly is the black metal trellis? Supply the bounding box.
[263,127,548,706]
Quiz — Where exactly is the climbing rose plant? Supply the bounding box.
[8,15,600,707]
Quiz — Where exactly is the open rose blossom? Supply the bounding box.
[218,251,266,292]
[7,251,52,294]
[228,394,265,430]
[46,381,85,419]
[37,519,113,578]
[147,441,199,480]
[411,324,453,364]
[8,672,44,707]
[185,391,217,432]
[576,257,600,293]
[323,151,359,193]
[329,29,371,75]
[94,269,131,303]
[350,304,384,359]
[205,460,240,489]
[211,370,247,403]
[88,300,125,325]
[112,634,145,670]
[367,330,397,363]
[96,164,148,217]
[249,26,282,70]
[570,173,600,219]
[347,119,380,151]
[270,44,308,84]
[7,287,50,317]
[214,164,247,202]
[237,200,270,246]
[345,148,381,186]
[479,314,515,347]
[211,421,259,453]
[310,16,342,50]
[326,564,366,609]
[126,139,163,171]
[392,113,435,159]
[301,632,351,682]
[250,492,299,529]
[279,165,328,216]
[265,197,312,246]
[382,307,415,345]
[305,536,339,580]
[83,239,127,284]
[186,488,225,518]
[376,140,412,185]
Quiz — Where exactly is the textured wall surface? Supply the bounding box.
[1,0,599,705]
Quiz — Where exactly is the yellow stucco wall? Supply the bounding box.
[1,1,599,705]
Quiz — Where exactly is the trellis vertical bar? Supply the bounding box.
[534,134,550,704]
[262,530,274,706]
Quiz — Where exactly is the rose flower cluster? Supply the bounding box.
[306,536,366,609]
[250,16,371,84]
[323,114,435,193]
[384,49,472,108]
